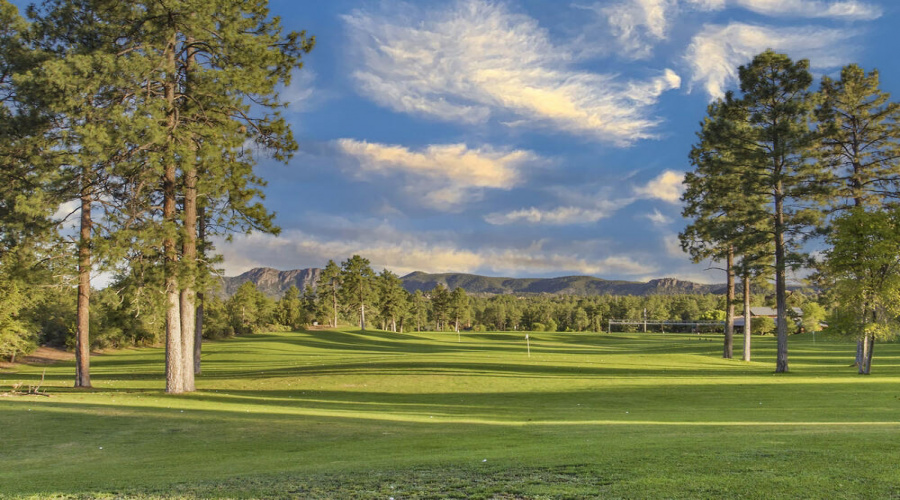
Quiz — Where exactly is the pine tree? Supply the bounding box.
[376,269,407,332]
[449,287,470,333]
[730,50,824,372]
[339,255,376,330]
[430,284,451,331]
[816,64,900,371]
[317,260,342,328]
[681,98,769,359]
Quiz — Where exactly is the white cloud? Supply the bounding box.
[334,139,538,210]
[635,170,685,203]
[645,209,674,225]
[685,22,858,99]
[663,233,686,257]
[485,205,616,225]
[52,199,80,222]
[690,0,882,20]
[216,229,657,278]
[595,0,677,58]
[344,0,680,144]
[281,69,318,113]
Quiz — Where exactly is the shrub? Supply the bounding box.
[751,317,776,335]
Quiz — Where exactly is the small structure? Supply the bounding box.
[734,307,802,328]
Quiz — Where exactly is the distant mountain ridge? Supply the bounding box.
[219,267,322,298]
[220,267,726,298]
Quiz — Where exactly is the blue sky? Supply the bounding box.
[37,0,900,282]
[219,0,900,283]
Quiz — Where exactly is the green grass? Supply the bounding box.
[1,329,899,499]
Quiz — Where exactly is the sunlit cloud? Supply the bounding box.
[485,205,616,226]
[343,0,680,144]
[634,170,685,203]
[334,139,538,211]
[685,22,857,99]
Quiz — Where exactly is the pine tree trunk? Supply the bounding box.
[742,273,751,362]
[164,34,183,394]
[178,37,198,392]
[863,335,874,374]
[75,185,92,388]
[195,290,203,375]
[360,303,365,330]
[194,206,205,375]
[179,165,198,392]
[774,184,789,373]
[723,246,735,359]
[331,285,337,328]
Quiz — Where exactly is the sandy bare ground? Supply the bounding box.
[0,346,73,369]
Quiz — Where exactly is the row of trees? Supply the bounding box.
[681,50,900,374]
[206,254,818,336]
[0,0,313,392]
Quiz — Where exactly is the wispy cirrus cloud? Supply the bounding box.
[484,204,618,226]
[343,0,680,145]
[576,0,877,62]
[579,0,676,59]
[334,139,539,211]
[685,22,858,99]
[687,0,881,20]
[645,208,674,225]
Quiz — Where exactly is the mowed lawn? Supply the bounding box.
[1,329,899,499]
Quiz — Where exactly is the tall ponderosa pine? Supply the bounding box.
[816,64,900,371]
[28,0,312,393]
[26,0,158,388]
[817,64,900,210]
[317,260,341,328]
[681,99,769,360]
[376,269,407,332]
[339,255,376,330]
[449,287,470,334]
[732,50,824,372]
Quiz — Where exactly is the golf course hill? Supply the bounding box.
[221,267,726,298]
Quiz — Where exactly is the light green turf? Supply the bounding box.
[1,330,898,499]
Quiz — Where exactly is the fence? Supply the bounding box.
[607,319,725,333]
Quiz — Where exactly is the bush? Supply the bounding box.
[531,322,545,332]
[751,317,776,335]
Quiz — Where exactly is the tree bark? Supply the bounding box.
[723,246,735,359]
[75,182,92,388]
[774,182,789,373]
[331,283,337,328]
[163,32,183,394]
[178,36,198,391]
[863,335,874,374]
[742,272,751,362]
[194,206,205,375]
[179,164,197,392]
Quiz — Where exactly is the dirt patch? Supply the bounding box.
[22,346,74,365]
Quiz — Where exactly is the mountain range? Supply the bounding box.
[218,267,726,298]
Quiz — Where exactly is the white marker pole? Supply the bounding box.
[526,334,531,357]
